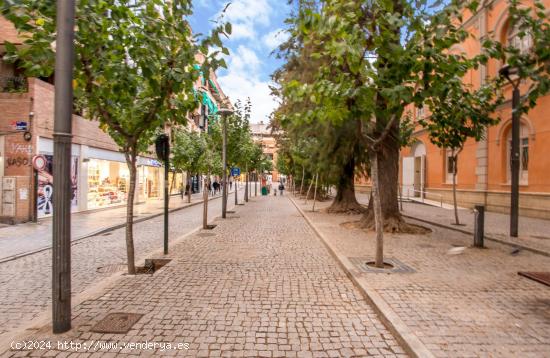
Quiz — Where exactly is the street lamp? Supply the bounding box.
[218,104,234,218]
[52,0,76,334]
[499,64,521,238]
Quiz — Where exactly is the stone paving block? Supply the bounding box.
[1,196,402,357]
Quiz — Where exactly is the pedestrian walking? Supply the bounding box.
[279,182,285,196]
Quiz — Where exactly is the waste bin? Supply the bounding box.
[261,186,268,196]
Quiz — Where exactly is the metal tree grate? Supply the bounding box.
[348,257,415,273]
[91,312,143,333]
[518,272,550,287]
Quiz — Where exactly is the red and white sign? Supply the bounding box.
[32,155,47,171]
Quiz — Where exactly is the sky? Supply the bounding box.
[189,0,292,124]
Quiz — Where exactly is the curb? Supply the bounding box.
[0,192,233,264]
[288,196,434,358]
[402,214,550,258]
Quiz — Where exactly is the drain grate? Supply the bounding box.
[518,272,550,287]
[91,312,143,333]
[348,257,415,273]
[97,264,127,274]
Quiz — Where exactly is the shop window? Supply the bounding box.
[87,159,129,209]
[506,124,529,185]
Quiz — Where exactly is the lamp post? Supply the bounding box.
[52,0,76,334]
[218,105,234,218]
[155,134,170,254]
[499,64,521,238]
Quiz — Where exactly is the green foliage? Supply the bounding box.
[1,0,231,156]
[209,98,256,172]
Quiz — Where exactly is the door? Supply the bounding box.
[402,157,415,198]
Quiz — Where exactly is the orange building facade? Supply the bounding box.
[400,0,550,219]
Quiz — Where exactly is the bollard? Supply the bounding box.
[473,205,485,248]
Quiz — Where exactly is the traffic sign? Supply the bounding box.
[32,155,47,171]
[231,167,241,176]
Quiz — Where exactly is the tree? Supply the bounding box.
[276,0,514,267]
[172,130,207,203]
[2,0,231,274]
[272,0,366,213]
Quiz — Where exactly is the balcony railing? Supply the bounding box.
[0,75,28,93]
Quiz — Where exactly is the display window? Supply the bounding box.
[87,159,129,209]
[169,172,184,195]
[140,165,161,199]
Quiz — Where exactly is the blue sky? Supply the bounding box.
[189,0,292,124]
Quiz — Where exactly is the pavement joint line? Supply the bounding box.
[288,195,435,358]
[0,191,236,265]
[0,200,240,352]
[402,214,550,258]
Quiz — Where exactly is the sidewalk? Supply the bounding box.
[355,193,550,256]
[293,195,550,357]
[0,188,236,262]
[2,195,406,357]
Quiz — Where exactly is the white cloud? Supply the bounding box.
[217,0,272,41]
[262,28,289,50]
[218,45,278,123]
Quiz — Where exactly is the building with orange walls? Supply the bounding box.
[400,0,550,219]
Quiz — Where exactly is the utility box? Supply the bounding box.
[2,177,16,217]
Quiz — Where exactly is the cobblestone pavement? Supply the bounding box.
[0,190,243,339]
[296,197,550,357]
[2,196,405,357]
[0,184,245,261]
[355,192,550,255]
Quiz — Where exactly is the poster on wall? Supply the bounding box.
[37,155,78,217]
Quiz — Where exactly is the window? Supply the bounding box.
[416,106,425,120]
[507,21,532,55]
[506,124,529,184]
[445,149,457,184]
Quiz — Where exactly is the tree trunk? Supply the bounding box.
[361,126,414,232]
[203,175,209,229]
[124,149,137,275]
[186,171,192,203]
[304,178,314,204]
[371,151,385,268]
[312,173,319,211]
[452,153,460,225]
[300,166,305,196]
[327,156,363,214]
[245,167,249,202]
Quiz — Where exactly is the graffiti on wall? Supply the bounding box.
[7,157,30,167]
[6,143,33,168]
[37,155,79,217]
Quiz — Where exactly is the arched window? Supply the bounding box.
[506,124,529,184]
[506,20,532,55]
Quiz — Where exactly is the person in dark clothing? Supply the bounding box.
[278,182,285,196]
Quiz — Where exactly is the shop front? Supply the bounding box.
[87,158,129,209]
[36,138,80,218]
[169,171,184,196]
[137,158,163,201]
